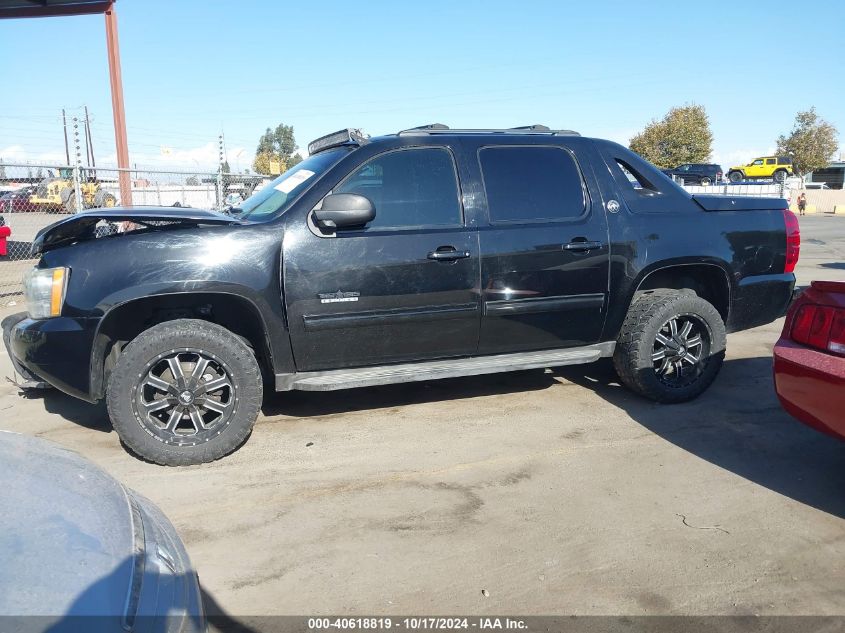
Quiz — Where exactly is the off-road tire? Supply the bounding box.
[613,290,726,403]
[106,319,263,466]
[773,169,787,183]
[63,192,79,213]
[728,171,743,183]
[700,177,712,186]
[94,190,117,208]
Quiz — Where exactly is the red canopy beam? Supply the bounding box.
[104,3,131,205]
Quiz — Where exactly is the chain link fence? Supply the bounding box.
[0,162,270,305]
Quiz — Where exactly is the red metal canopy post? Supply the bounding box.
[104,3,131,206]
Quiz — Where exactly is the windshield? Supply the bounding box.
[236,149,347,221]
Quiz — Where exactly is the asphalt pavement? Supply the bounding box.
[0,215,843,619]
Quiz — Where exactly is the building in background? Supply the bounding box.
[806,161,845,189]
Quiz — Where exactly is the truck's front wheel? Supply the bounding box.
[613,290,726,403]
[107,319,263,466]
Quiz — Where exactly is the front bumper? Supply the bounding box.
[2,311,100,402]
[773,337,845,440]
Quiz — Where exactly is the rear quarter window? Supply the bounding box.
[601,142,692,213]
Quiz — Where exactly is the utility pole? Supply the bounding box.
[62,109,70,165]
[216,134,224,209]
[84,105,96,169]
[71,117,83,213]
[83,109,91,167]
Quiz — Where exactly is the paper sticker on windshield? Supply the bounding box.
[274,169,315,194]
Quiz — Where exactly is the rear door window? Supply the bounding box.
[478,146,587,223]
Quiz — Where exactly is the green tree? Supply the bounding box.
[253,150,281,175]
[185,175,199,186]
[287,154,302,169]
[776,108,839,176]
[629,104,713,169]
[252,123,300,174]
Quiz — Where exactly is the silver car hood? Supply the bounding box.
[0,431,136,618]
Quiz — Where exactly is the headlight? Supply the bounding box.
[23,267,69,319]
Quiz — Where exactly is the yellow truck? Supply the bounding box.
[727,156,794,183]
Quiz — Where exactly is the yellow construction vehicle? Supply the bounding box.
[28,168,117,213]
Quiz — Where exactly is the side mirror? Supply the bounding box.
[313,193,375,231]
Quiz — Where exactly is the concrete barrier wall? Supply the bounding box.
[788,189,845,214]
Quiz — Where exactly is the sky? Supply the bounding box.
[1,0,843,174]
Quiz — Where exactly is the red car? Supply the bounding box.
[774,280,845,440]
[0,186,38,213]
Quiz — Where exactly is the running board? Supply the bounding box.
[275,342,615,392]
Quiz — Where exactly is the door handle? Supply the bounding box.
[428,246,471,261]
[562,240,603,252]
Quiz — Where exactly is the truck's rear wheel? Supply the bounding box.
[773,169,787,183]
[613,290,726,403]
[106,319,263,466]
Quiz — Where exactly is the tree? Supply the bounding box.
[252,150,281,175]
[252,123,300,174]
[776,108,839,176]
[185,175,199,186]
[629,104,713,169]
[0,160,6,180]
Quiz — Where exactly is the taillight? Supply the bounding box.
[791,304,845,355]
[783,209,800,273]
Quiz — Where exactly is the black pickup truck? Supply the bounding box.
[2,125,800,466]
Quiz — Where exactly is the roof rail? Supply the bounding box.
[397,124,579,137]
[400,123,450,132]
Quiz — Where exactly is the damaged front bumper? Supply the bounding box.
[3,312,101,401]
[2,312,51,390]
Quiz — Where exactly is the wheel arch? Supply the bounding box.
[90,291,274,400]
[630,261,732,321]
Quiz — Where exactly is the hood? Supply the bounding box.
[0,431,135,617]
[32,206,245,255]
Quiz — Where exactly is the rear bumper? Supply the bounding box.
[773,337,845,440]
[2,311,99,402]
[726,273,795,332]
